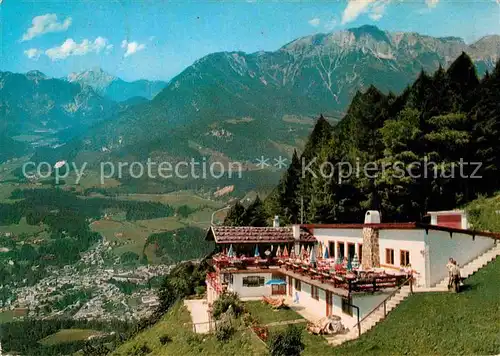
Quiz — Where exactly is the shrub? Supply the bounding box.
[159,334,172,345]
[215,318,235,342]
[267,325,305,356]
[242,312,256,326]
[194,286,206,296]
[212,291,243,320]
[126,343,152,356]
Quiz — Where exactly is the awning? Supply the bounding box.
[265,279,287,286]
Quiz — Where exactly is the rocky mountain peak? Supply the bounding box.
[26,70,47,81]
[67,67,117,90]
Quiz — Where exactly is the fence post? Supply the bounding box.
[410,277,413,294]
[383,300,386,317]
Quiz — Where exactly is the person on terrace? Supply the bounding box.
[446,257,455,288]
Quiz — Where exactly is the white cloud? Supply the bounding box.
[21,14,72,42]
[341,0,391,24]
[149,36,156,41]
[121,40,146,57]
[342,0,376,24]
[324,18,338,31]
[426,0,439,8]
[369,1,388,21]
[45,37,110,61]
[308,18,321,27]
[24,48,42,60]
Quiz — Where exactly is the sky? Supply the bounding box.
[1,0,500,81]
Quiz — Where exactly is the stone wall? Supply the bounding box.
[362,227,380,269]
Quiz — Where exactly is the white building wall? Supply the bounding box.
[427,230,495,286]
[353,293,391,321]
[290,281,326,319]
[228,272,274,299]
[378,230,426,287]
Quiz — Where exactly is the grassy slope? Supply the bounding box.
[39,329,103,346]
[331,257,500,355]
[111,259,500,355]
[111,303,267,356]
[244,301,305,325]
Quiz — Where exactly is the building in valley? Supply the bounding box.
[205,211,499,330]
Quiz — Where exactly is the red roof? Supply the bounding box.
[206,226,315,244]
[301,222,500,240]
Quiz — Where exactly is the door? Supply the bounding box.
[326,291,332,316]
[272,285,286,295]
[288,276,293,297]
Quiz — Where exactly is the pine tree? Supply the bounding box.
[470,59,500,194]
[298,115,332,219]
[242,196,268,227]
[223,202,246,226]
[375,108,423,221]
[277,150,302,224]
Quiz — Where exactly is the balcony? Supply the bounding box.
[210,254,413,296]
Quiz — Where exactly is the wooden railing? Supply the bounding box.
[352,276,414,336]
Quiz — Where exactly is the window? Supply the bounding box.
[294,279,301,291]
[400,250,410,266]
[242,276,265,287]
[385,248,395,265]
[223,273,233,284]
[348,243,356,261]
[329,242,336,258]
[358,243,363,262]
[311,286,319,300]
[338,242,345,260]
[272,284,286,295]
[341,297,353,316]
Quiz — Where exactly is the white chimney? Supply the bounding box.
[292,225,301,240]
[364,210,381,224]
[273,215,280,228]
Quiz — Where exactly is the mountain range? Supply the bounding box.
[58,26,500,164]
[0,70,118,156]
[3,26,500,181]
[66,68,168,102]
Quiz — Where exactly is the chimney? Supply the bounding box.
[362,211,381,269]
[292,225,301,240]
[364,210,381,224]
[273,215,280,228]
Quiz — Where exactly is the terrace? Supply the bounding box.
[211,243,413,296]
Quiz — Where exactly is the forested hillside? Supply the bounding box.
[260,53,500,224]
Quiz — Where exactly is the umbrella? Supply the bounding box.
[300,245,306,259]
[283,246,289,258]
[316,243,322,259]
[265,279,287,286]
[307,245,311,256]
[227,244,235,258]
[276,246,282,258]
[347,257,353,271]
[309,245,317,264]
[254,245,260,258]
[323,246,330,259]
[352,254,360,269]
